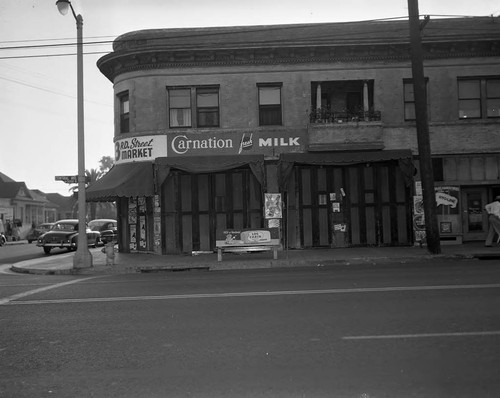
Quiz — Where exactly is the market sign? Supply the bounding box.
[114,135,168,164]
[114,130,305,162]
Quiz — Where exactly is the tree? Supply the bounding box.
[99,156,114,174]
[69,156,116,221]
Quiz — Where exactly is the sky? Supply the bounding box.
[1,1,499,196]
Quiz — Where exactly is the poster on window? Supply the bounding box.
[264,193,282,219]
[413,195,426,244]
[435,186,459,214]
[128,197,137,224]
[139,215,146,249]
[129,225,136,251]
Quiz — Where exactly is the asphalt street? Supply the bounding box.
[1,260,499,398]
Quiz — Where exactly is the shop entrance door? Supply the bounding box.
[461,187,488,241]
[289,161,412,248]
[162,168,263,254]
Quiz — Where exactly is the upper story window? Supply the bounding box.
[458,79,481,119]
[196,87,219,127]
[258,83,282,126]
[169,88,192,127]
[458,77,500,119]
[118,91,129,133]
[168,86,219,128]
[486,79,500,118]
[403,78,429,121]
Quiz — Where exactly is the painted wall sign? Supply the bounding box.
[115,130,305,162]
[167,130,305,157]
[115,135,168,164]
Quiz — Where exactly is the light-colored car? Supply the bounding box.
[36,219,101,254]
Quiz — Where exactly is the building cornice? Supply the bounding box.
[97,18,500,82]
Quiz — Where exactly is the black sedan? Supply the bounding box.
[88,219,117,244]
[26,222,55,243]
[37,219,101,254]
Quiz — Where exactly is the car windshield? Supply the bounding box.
[88,221,106,231]
[53,222,77,231]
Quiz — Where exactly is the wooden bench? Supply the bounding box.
[216,228,280,262]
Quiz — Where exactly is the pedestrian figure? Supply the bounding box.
[11,222,20,242]
[6,221,12,240]
[484,195,500,247]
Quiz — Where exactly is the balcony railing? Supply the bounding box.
[309,107,381,124]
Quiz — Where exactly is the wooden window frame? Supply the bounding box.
[118,91,129,134]
[258,83,282,126]
[458,78,481,119]
[403,78,429,121]
[196,87,220,127]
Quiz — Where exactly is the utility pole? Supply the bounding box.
[407,0,441,254]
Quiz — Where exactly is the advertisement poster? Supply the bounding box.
[139,215,146,249]
[128,197,137,224]
[129,225,136,251]
[265,193,282,219]
[435,186,459,214]
[413,185,460,244]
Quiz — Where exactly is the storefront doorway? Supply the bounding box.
[461,187,489,241]
[161,168,264,253]
[285,160,412,248]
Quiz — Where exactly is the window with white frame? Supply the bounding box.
[169,88,192,127]
[168,86,220,128]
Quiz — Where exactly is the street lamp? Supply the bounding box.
[56,0,92,268]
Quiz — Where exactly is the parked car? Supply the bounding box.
[36,219,101,254]
[88,219,118,244]
[26,222,55,243]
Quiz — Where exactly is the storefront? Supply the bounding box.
[87,128,417,253]
[279,151,415,248]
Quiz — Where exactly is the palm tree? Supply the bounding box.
[69,156,116,220]
[69,168,101,220]
[85,168,101,220]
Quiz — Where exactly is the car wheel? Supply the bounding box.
[28,239,32,243]
[43,247,52,254]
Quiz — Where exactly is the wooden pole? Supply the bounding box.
[407,0,441,254]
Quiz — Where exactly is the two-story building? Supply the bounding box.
[88,17,500,254]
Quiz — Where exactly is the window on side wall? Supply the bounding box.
[458,79,481,119]
[258,83,282,126]
[486,79,500,118]
[118,91,129,133]
[169,88,192,127]
[196,87,219,127]
[403,78,429,121]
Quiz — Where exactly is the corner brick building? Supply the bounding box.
[88,17,500,254]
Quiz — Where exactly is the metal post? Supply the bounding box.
[73,11,92,268]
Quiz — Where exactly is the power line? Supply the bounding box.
[0,75,112,107]
[0,14,496,61]
[0,40,113,51]
[0,51,108,60]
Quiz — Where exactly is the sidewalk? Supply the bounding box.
[7,240,500,275]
